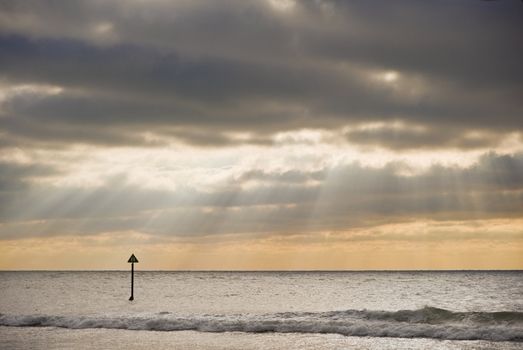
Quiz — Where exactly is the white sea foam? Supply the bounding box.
[1,307,522,342]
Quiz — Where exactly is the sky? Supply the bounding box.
[0,0,522,270]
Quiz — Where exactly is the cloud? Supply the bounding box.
[344,124,505,150]
[1,152,522,240]
[0,160,60,192]
[0,1,521,150]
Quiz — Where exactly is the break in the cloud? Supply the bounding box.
[0,0,522,269]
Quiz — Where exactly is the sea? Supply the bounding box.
[0,271,522,349]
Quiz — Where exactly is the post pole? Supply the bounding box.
[129,262,134,301]
[127,254,138,301]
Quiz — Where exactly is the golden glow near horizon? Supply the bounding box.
[1,219,522,270]
[0,1,522,270]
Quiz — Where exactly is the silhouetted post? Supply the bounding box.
[128,254,139,301]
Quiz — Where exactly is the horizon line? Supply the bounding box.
[1,269,522,272]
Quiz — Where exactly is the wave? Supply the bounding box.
[1,307,522,342]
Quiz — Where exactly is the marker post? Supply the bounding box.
[128,254,139,301]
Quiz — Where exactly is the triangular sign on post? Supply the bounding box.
[128,254,139,263]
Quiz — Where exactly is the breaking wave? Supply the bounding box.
[1,307,522,342]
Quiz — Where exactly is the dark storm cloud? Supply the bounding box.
[0,0,521,149]
[1,152,522,239]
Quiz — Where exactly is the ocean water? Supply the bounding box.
[0,271,522,349]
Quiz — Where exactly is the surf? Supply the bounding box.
[1,307,522,342]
